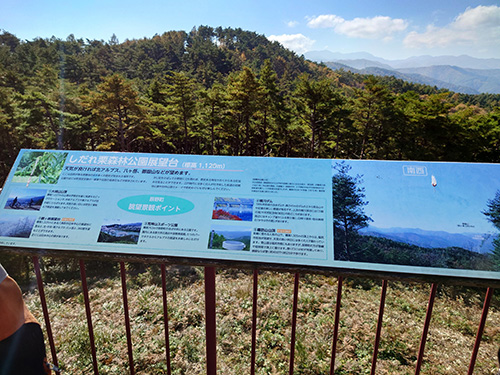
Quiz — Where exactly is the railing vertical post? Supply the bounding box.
[32,256,60,374]
[414,283,438,375]
[250,269,259,375]
[204,266,217,375]
[120,262,135,375]
[467,287,494,375]
[289,273,300,375]
[370,279,388,375]
[161,264,172,375]
[79,260,99,375]
[329,276,343,375]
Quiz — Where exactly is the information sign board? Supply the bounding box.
[1,150,499,281]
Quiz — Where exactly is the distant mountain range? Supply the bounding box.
[305,51,500,94]
[359,226,496,254]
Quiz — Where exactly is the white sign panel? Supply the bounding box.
[1,150,499,281]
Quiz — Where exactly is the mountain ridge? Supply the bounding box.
[305,50,500,70]
[306,51,500,94]
[359,226,496,253]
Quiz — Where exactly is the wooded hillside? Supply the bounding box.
[1,26,500,184]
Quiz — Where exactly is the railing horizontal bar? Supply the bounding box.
[9,247,499,289]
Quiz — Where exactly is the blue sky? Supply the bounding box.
[1,0,499,60]
[336,160,500,234]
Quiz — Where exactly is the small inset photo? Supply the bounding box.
[4,188,47,211]
[212,197,254,221]
[97,219,142,245]
[208,224,251,251]
[12,151,67,184]
[0,215,37,238]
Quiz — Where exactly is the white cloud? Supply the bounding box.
[286,20,299,28]
[455,5,500,29]
[267,33,315,54]
[404,5,500,48]
[307,14,407,39]
[307,15,344,29]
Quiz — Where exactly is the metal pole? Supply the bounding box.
[468,287,494,375]
[161,264,172,375]
[204,267,217,375]
[370,280,388,375]
[120,262,135,375]
[329,276,343,375]
[33,256,60,374]
[250,269,259,375]
[414,283,438,375]
[79,260,99,375]
[289,273,300,375]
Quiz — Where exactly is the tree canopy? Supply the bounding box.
[0,26,499,186]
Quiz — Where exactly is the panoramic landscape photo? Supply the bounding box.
[332,160,500,272]
[97,219,143,245]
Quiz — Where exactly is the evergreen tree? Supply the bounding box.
[85,73,146,151]
[483,190,500,270]
[332,162,372,261]
[199,83,227,155]
[257,59,280,156]
[227,67,262,155]
[0,85,20,179]
[293,74,342,158]
[351,76,399,159]
[18,65,82,150]
[164,72,199,153]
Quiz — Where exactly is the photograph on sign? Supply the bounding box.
[4,188,47,211]
[97,219,143,245]
[208,224,252,251]
[11,151,68,185]
[212,197,254,221]
[332,160,500,273]
[0,215,37,238]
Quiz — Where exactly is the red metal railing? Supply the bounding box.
[30,256,495,375]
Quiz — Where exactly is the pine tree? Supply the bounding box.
[293,74,342,158]
[227,67,262,155]
[483,191,500,270]
[164,72,199,154]
[85,73,145,151]
[332,162,372,261]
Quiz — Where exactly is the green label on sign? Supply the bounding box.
[118,195,194,216]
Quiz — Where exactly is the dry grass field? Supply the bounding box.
[21,263,500,375]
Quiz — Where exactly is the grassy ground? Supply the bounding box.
[20,263,500,375]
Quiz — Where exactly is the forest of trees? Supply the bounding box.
[1,26,500,187]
